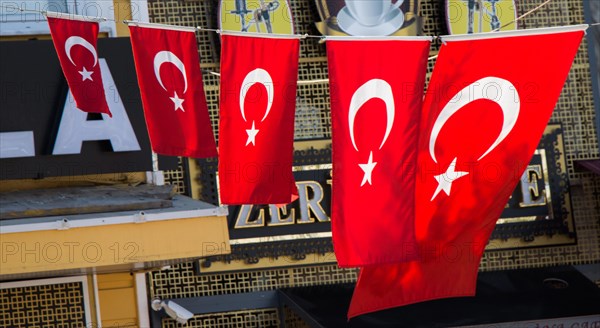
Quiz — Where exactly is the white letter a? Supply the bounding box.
[53,58,141,155]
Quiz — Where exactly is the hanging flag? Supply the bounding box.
[128,24,217,158]
[327,37,432,267]
[46,13,111,116]
[349,25,587,318]
[218,32,300,205]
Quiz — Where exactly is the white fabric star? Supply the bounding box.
[431,157,469,201]
[169,92,185,112]
[245,121,259,146]
[358,151,378,187]
[79,67,93,81]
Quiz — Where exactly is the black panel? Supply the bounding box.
[0,38,177,179]
[279,266,600,327]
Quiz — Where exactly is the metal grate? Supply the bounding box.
[283,305,312,328]
[419,0,445,51]
[147,0,219,64]
[162,308,279,328]
[149,261,357,299]
[163,156,188,195]
[0,278,89,327]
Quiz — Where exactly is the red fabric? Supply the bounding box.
[327,39,430,267]
[218,34,300,205]
[47,17,110,116]
[349,29,585,318]
[128,26,217,158]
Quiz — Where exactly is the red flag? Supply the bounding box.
[47,15,111,116]
[349,26,586,318]
[327,38,431,267]
[218,33,300,205]
[128,25,217,158]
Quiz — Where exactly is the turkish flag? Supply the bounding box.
[47,16,111,116]
[218,33,300,205]
[349,26,586,318]
[128,25,217,158]
[327,38,431,267]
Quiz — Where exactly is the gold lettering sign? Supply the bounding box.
[198,125,574,272]
[231,153,554,229]
[210,125,574,254]
[234,180,331,229]
[519,164,547,208]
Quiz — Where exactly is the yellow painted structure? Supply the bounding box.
[97,273,139,327]
[113,0,133,37]
[1,216,229,276]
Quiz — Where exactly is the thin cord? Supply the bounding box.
[496,0,551,31]
[206,71,329,85]
[428,0,552,61]
[0,0,558,41]
[1,0,586,85]
[207,0,559,81]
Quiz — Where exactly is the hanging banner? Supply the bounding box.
[128,24,218,158]
[327,37,431,267]
[349,25,586,318]
[219,0,295,34]
[46,15,111,116]
[218,32,300,205]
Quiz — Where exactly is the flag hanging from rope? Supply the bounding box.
[47,15,111,116]
[128,25,217,158]
[327,37,432,267]
[349,25,587,318]
[218,32,300,205]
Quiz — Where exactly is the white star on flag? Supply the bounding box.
[358,151,378,187]
[169,92,185,112]
[431,157,469,201]
[79,67,93,81]
[246,121,259,146]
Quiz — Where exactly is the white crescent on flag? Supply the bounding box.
[153,51,188,93]
[239,68,274,123]
[348,78,395,152]
[347,78,395,186]
[64,36,98,67]
[428,76,520,201]
[429,76,520,163]
[239,68,274,147]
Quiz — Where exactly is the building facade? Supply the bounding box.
[1,0,599,326]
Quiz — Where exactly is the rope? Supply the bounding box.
[2,0,590,85]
